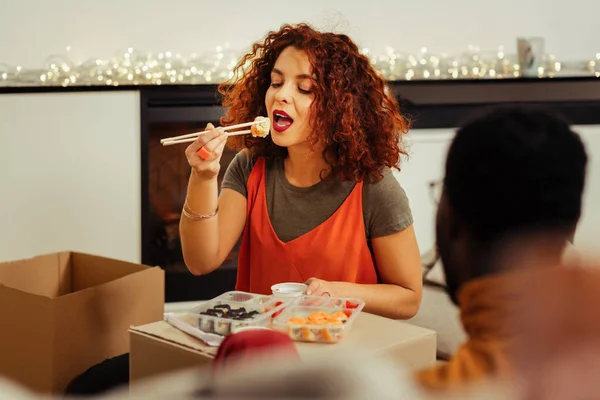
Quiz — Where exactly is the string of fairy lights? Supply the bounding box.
[1,45,598,88]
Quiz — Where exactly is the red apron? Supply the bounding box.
[235,158,378,294]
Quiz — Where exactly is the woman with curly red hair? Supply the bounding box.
[180,23,422,319]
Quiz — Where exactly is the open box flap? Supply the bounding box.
[130,321,218,358]
[0,252,71,298]
[71,252,158,292]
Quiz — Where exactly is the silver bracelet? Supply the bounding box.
[182,201,218,221]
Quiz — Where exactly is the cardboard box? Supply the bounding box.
[129,312,437,383]
[0,251,165,394]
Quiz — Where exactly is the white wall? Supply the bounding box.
[1,0,599,69]
[0,92,141,263]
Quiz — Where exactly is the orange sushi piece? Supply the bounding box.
[320,328,336,342]
[308,311,329,322]
[328,311,348,322]
[300,326,312,341]
[288,317,309,324]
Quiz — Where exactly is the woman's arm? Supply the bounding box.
[179,125,248,275]
[306,224,423,319]
[180,184,247,275]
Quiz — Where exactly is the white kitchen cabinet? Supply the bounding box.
[394,129,455,254]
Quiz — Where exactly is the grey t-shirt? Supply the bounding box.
[221,150,413,243]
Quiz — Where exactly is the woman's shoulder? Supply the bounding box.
[362,167,414,238]
[362,167,406,196]
[221,149,257,198]
[232,148,255,168]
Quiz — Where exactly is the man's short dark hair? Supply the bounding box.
[443,106,588,242]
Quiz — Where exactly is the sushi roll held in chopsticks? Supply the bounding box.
[250,116,270,138]
[160,116,271,146]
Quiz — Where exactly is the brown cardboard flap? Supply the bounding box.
[129,330,213,383]
[0,286,54,393]
[57,251,73,296]
[129,321,218,358]
[0,253,63,298]
[71,252,156,292]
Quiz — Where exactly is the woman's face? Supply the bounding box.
[265,46,315,150]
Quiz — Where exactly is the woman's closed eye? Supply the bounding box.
[270,82,312,95]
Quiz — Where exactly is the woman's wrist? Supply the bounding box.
[182,200,218,221]
[185,170,219,214]
[190,168,218,185]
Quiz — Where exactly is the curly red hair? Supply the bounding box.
[218,23,410,182]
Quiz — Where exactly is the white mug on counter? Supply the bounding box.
[517,37,545,77]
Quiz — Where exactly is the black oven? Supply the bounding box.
[140,85,240,302]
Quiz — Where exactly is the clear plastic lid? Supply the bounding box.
[271,295,365,343]
[173,291,286,338]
